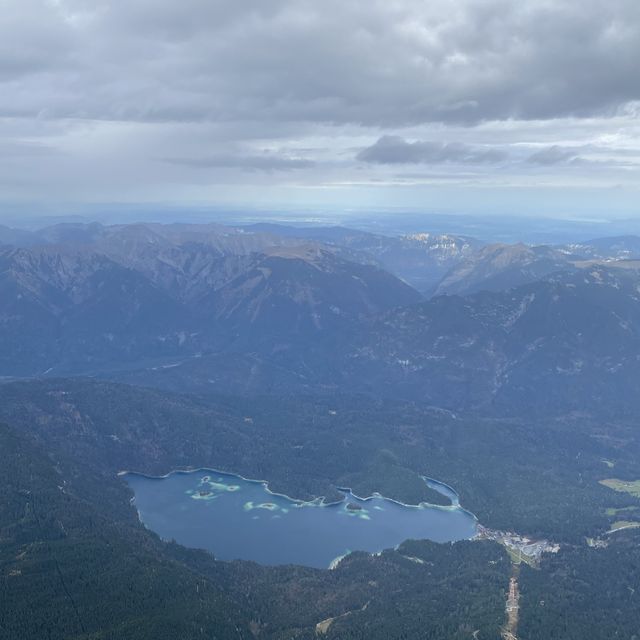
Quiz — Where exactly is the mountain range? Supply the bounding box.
[2,221,640,418]
[2,220,640,639]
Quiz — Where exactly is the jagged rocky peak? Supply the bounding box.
[403,232,479,252]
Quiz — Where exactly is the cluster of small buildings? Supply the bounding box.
[476,524,560,565]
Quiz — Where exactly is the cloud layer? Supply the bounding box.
[1,0,639,215]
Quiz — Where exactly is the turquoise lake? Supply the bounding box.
[125,470,478,569]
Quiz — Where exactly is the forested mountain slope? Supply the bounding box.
[110,264,640,418]
[2,378,639,639]
[0,395,512,640]
[0,423,251,639]
[0,241,419,375]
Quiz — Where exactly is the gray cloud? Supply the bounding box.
[526,145,583,166]
[358,136,508,165]
[1,1,639,126]
[0,0,639,214]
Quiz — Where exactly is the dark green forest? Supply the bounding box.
[1,379,638,542]
[519,529,640,639]
[2,379,640,638]
[0,419,509,639]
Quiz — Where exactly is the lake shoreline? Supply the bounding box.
[124,467,480,569]
[119,466,477,519]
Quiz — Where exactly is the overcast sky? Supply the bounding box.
[1,0,639,220]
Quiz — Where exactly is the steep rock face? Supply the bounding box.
[434,243,571,296]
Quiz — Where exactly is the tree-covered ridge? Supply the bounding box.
[1,379,638,542]
[211,541,510,640]
[2,379,640,638]
[0,421,510,639]
[519,529,640,640]
[0,423,251,639]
